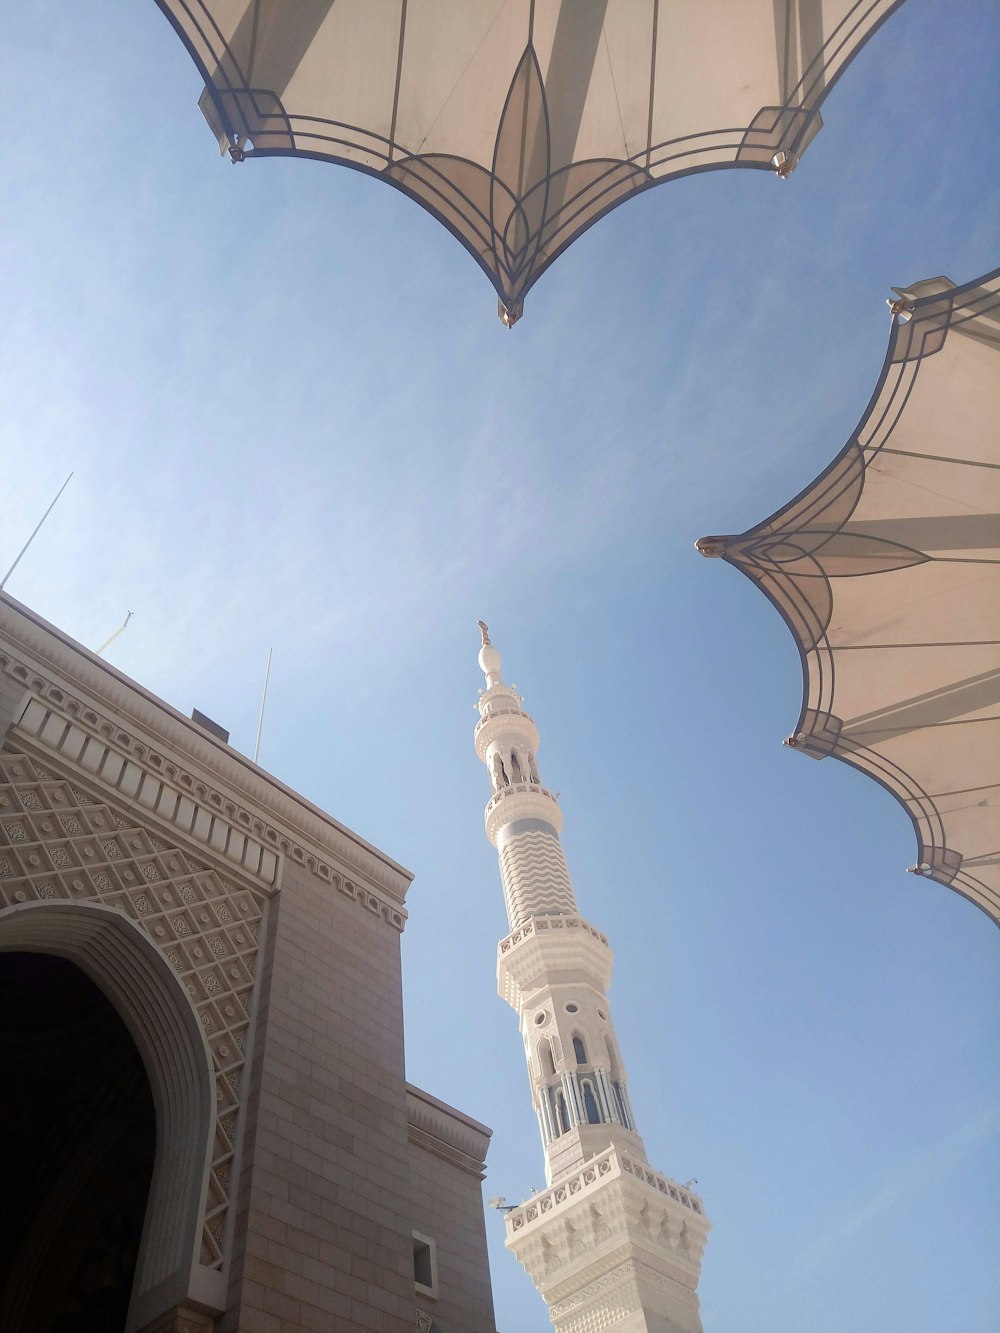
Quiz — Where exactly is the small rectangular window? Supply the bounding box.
[413,1231,438,1298]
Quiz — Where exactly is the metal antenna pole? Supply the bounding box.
[1,471,74,591]
[253,648,273,765]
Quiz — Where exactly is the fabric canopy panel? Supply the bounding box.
[698,270,1000,925]
[155,0,905,324]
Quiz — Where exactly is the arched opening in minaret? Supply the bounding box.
[556,1091,570,1135]
[0,951,157,1331]
[509,749,523,783]
[539,1040,556,1078]
[613,1082,633,1131]
[492,753,509,790]
[581,1079,602,1125]
[572,1035,588,1065]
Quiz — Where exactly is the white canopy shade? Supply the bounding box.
[155,0,906,322]
[699,269,1000,926]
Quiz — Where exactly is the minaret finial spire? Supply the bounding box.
[477,619,490,647]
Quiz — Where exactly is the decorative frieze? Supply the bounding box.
[0,742,264,1272]
[0,605,410,927]
[0,642,406,931]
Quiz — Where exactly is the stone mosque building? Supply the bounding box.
[0,590,708,1333]
[0,592,496,1333]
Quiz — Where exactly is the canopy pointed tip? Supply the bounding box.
[695,536,726,558]
[498,298,524,329]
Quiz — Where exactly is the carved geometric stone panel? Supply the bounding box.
[0,742,268,1271]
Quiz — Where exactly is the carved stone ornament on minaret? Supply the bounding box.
[474,627,709,1333]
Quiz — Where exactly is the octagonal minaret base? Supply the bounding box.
[506,1147,708,1333]
[473,625,709,1331]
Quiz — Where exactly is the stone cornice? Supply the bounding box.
[406,1084,492,1179]
[0,596,412,923]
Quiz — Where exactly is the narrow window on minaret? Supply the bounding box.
[510,749,523,782]
[556,1091,570,1135]
[582,1080,601,1124]
[573,1036,587,1065]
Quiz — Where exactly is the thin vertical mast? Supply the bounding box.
[253,648,273,764]
[1,472,74,591]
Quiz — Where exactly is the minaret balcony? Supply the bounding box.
[474,707,539,760]
[496,913,612,1007]
[485,782,563,843]
[503,1144,709,1327]
[505,1144,707,1236]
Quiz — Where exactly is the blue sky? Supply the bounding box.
[2,3,998,1329]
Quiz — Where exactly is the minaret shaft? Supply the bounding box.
[474,627,709,1333]
[498,822,577,927]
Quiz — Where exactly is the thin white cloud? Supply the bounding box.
[792,1106,1000,1271]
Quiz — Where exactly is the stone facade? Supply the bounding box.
[0,593,496,1333]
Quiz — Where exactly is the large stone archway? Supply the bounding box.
[0,901,221,1331]
[0,950,156,1330]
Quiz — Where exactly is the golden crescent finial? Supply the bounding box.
[478,620,490,647]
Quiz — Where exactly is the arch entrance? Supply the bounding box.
[0,902,220,1331]
[0,951,156,1330]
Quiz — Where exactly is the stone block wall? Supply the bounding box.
[406,1087,497,1333]
[221,861,417,1333]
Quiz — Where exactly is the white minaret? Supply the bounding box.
[475,623,709,1333]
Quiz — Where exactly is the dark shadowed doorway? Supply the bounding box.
[0,951,157,1332]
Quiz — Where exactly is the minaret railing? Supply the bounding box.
[474,706,536,735]
[505,1145,706,1236]
[497,914,609,955]
[484,780,558,815]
